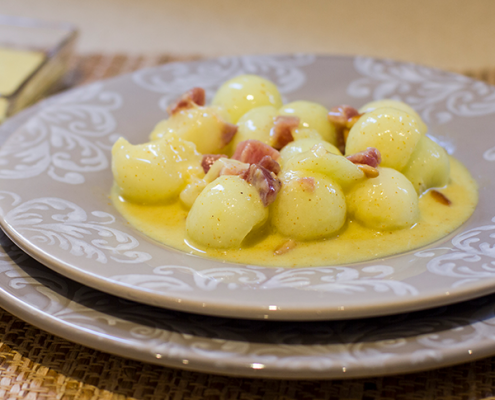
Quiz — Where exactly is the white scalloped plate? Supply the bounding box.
[0,55,495,321]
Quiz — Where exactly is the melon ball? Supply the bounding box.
[359,99,427,135]
[345,107,423,171]
[186,175,268,248]
[212,75,283,123]
[279,138,341,167]
[231,106,278,151]
[149,105,232,154]
[283,144,364,190]
[347,167,419,230]
[271,171,346,240]
[279,101,337,145]
[291,128,324,141]
[402,135,450,194]
[112,135,202,204]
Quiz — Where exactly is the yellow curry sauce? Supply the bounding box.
[112,156,477,268]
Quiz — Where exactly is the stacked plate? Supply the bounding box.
[0,55,495,379]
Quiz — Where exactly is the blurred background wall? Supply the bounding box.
[1,0,493,70]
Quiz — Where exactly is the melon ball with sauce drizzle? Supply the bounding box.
[345,107,423,171]
[279,101,338,145]
[347,167,419,230]
[271,171,346,240]
[359,99,427,135]
[401,135,450,194]
[149,105,233,154]
[112,134,203,204]
[212,74,283,123]
[186,175,268,249]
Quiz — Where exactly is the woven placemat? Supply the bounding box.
[2,54,495,400]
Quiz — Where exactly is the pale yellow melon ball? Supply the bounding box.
[112,135,202,204]
[186,175,268,248]
[283,144,364,190]
[279,138,341,167]
[149,105,232,154]
[292,128,324,141]
[231,105,278,151]
[345,107,422,171]
[347,167,419,230]
[212,74,283,123]
[402,136,450,194]
[271,171,346,240]
[279,101,338,145]
[359,99,427,135]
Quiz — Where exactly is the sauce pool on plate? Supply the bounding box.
[111,75,478,267]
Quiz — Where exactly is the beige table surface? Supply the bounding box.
[1,0,495,71]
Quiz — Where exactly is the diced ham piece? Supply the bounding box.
[328,105,362,153]
[258,155,281,175]
[206,158,249,181]
[328,105,360,127]
[356,164,379,178]
[270,115,299,150]
[221,122,238,147]
[297,177,316,193]
[431,190,452,206]
[346,147,382,168]
[167,87,206,115]
[241,164,282,207]
[219,160,249,176]
[274,239,297,255]
[232,139,280,164]
[201,154,228,173]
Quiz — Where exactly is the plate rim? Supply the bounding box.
[3,275,495,380]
